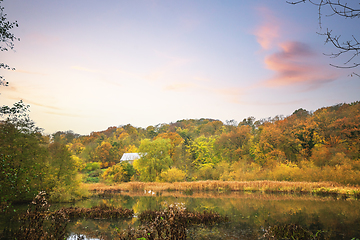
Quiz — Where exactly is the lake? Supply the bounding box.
[2,191,360,239]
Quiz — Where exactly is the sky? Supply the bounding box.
[1,0,359,135]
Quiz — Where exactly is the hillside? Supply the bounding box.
[55,102,360,185]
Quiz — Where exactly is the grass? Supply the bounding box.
[85,180,360,199]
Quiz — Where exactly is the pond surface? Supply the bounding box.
[2,191,360,239]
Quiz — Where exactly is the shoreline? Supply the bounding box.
[84,180,360,199]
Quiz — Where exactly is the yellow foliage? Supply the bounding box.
[268,162,304,182]
[71,155,85,171]
[311,145,332,167]
[192,163,221,180]
[49,174,89,202]
[158,168,186,183]
[126,144,138,153]
[102,164,126,183]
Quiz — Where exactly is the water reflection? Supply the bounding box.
[59,191,360,239]
[2,192,359,239]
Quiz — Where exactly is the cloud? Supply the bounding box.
[253,7,339,90]
[164,83,196,91]
[193,76,210,82]
[7,97,61,110]
[44,111,85,118]
[253,7,281,50]
[143,51,194,82]
[101,79,122,88]
[214,87,242,97]
[144,71,164,82]
[211,87,244,104]
[71,66,98,73]
[15,69,47,75]
[116,69,143,80]
[263,41,338,88]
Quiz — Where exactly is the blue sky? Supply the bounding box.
[1,0,359,135]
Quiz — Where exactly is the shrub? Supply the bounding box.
[158,168,186,182]
[49,175,89,202]
[102,162,135,183]
[268,162,304,182]
[83,162,101,173]
[193,163,220,180]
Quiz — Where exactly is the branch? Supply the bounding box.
[288,0,360,74]
[321,30,360,67]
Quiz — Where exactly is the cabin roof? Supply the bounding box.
[120,153,140,161]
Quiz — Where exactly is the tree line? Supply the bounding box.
[54,101,360,185]
[1,100,360,207]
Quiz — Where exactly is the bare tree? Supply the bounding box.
[287,0,359,76]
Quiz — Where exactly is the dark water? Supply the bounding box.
[2,191,360,239]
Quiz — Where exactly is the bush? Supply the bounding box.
[85,176,100,183]
[268,162,304,182]
[102,162,135,183]
[49,175,89,202]
[158,168,186,182]
[88,169,103,178]
[83,162,101,173]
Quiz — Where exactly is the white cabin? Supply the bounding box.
[120,153,140,164]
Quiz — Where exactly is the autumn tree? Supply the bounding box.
[134,138,172,182]
[102,161,135,183]
[155,132,183,159]
[52,130,80,144]
[197,120,224,137]
[215,125,252,163]
[93,141,114,168]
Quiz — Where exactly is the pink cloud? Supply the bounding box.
[264,41,338,88]
[253,7,281,50]
[253,7,339,90]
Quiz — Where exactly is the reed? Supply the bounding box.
[56,204,134,220]
[116,202,228,240]
[263,223,326,240]
[85,180,360,198]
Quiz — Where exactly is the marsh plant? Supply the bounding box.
[116,202,228,240]
[2,191,69,240]
[1,192,134,239]
[262,223,327,240]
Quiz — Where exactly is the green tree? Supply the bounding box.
[188,136,217,169]
[0,101,47,204]
[134,138,172,182]
[47,142,77,186]
[47,142,86,202]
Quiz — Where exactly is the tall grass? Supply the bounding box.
[86,180,360,198]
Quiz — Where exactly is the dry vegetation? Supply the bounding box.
[86,180,360,198]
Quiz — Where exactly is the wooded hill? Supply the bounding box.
[1,101,359,205]
[55,101,360,185]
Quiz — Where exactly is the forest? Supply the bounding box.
[1,100,360,206]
